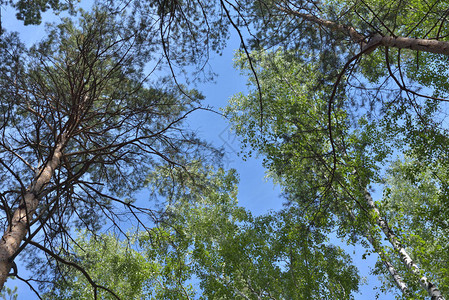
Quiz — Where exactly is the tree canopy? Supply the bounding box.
[0,4,218,293]
[1,0,449,299]
[225,0,449,297]
[43,166,361,299]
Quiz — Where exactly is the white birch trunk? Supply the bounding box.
[364,189,445,300]
[343,203,409,294]
[366,233,409,294]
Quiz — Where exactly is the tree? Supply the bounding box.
[2,0,238,86]
[45,165,361,299]
[1,0,72,26]
[0,6,216,292]
[374,158,449,297]
[41,230,196,300]
[226,49,448,299]
[224,1,449,298]
[0,286,17,300]
[246,0,449,167]
[239,0,449,156]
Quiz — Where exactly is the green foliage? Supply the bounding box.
[225,50,370,229]
[375,159,449,297]
[45,165,360,299]
[226,45,449,298]
[43,232,158,300]
[192,207,360,300]
[245,0,449,115]
[0,286,18,300]
[7,0,74,25]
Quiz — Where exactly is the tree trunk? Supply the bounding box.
[364,189,445,300]
[366,232,409,294]
[342,202,409,294]
[367,34,449,56]
[0,135,66,289]
[278,7,449,56]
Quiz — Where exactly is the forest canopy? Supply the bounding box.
[1,0,449,299]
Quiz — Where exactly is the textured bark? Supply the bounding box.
[369,34,449,56]
[343,203,409,294]
[276,9,366,44]
[279,7,449,56]
[366,233,409,294]
[364,190,445,300]
[0,135,66,289]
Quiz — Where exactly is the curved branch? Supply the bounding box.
[221,0,264,127]
[15,274,43,300]
[277,5,449,56]
[28,240,121,300]
[326,41,382,189]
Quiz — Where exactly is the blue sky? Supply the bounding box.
[1,4,397,299]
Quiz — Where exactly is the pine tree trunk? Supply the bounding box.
[278,6,449,56]
[0,136,66,289]
[367,34,449,56]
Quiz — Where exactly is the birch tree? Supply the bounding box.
[226,49,448,299]
[374,159,449,297]
[226,1,449,298]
